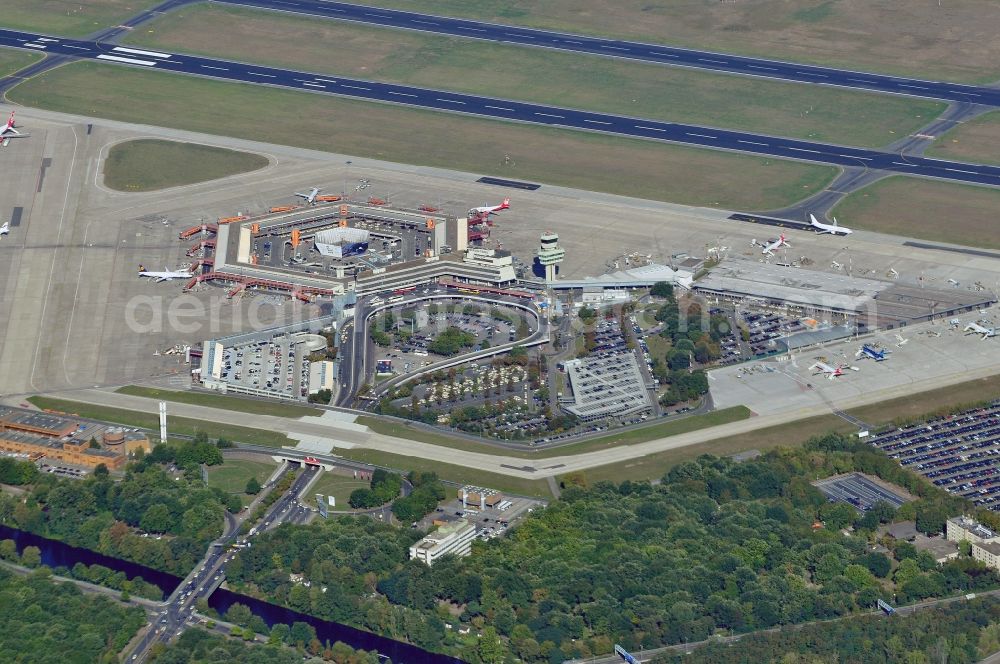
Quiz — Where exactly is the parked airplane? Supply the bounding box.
[895,334,909,347]
[856,344,888,361]
[809,213,853,235]
[0,112,29,147]
[138,265,194,282]
[810,361,846,379]
[761,234,789,255]
[469,197,510,217]
[964,322,997,340]
[0,222,8,236]
[295,187,321,205]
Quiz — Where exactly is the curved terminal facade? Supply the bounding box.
[314,227,370,258]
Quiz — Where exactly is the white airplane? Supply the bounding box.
[0,222,8,236]
[761,234,789,255]
[810,361,846,380]
[809,213,853,236]
[295,187,321,205]
[0,112,29,147]
[469,197,510,217]
[895,334,909,347]
[964,322,997,340]
[138,265,194,283]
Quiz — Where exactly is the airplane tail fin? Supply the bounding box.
[6,112,13,129]
[501,197,510,209]
[833,217,839,228]
[138,265,145,272]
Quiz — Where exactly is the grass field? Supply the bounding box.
[8,62,837,211]
[334,447,553,499]
[0,0,160,37]
[126,4,944,149]
[27,396,294,447]
[357,406,751,460]
[309,473,373,510]
[206,458,276,495]
[366,0,1000,83]
[579,372,1000,484]
[831,176,1000,250]
[102,139,268,191]
[0,49,43,79]
[116,386,320,418]
[925,111,1000,166]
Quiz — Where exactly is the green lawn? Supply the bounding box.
[0,0,161,37]
[0,48,43,79]
[116,386,320,418]
[27,396,294,447]
[358,406,751,460]
[925,110,1000,166]
[102,139,268,191]
[8,62,837,211]
[309,473,372,510]
[831,176,1000,250]
[206,458,277,495]
[334,446,553,499]
[126,3,944,148]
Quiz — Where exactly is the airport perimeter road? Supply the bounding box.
[3,29,1000,188]
[215,0,998,107]
[50,359,1000,480]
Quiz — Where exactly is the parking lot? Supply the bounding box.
[812,472,913,511]
[419,491,543,541]
[218,333,319,400]
[867,402,1000,509]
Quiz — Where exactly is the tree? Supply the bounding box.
[140,504,173,533]
[93,463,109,478]
[20,545,41,568]
[650,281,674,298]
[478,626,507,664]
[246,477,262,495]
[88,437,101,449]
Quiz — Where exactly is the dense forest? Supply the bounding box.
[0,437,235,575]
[0,567,145,664]
[656,597,1000,664]
[151,626,383,664]
[223,432,1000,662]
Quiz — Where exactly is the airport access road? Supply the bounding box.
[4,29,1000,189]
[213,0,1000,107]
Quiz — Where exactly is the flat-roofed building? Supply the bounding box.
[409,519,476,566]
[561,352,652,421]
[972,540,1000,570]
[946,515,998,545]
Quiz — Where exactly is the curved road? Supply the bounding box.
[215,0,1000,107]
[3,29,1000,187]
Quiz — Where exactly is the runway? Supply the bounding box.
[214,0,1000,107]
[4,28,1000,188]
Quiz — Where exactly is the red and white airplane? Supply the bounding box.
[761,234,789,256]
[1,112,29,147]
[809,361,846,380]
[469,197,510,217]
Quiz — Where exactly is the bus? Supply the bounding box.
[386,295,405,304]
[393,286,416,295]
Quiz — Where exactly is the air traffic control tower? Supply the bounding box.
[537,231,565,282]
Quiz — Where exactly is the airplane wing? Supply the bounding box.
[155,276,167,283]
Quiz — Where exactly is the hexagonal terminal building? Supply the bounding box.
[314,227,371,258]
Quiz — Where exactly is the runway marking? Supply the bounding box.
[951,91,980,97]
[686,132,717,139]
[63,45,89,50]
[535,112,564,118]
[584,119,612,125]
[797,71,827,77]
[23,43,46,49]
[788,147,821,153]
[388,91,417,97]
[248,71,276,77]
[505,33,535,39]
[364,12,391,18]
[437,98,466,104]
[945,167,980,174]
[411,20,438,25]
[563,40,583,44]
[892,161,916,167]
[650,52,678,58]
[600,45,629,51]
[201,65,228,71]
[899,84,929,90]
[36,38,59,43]
[698,58,728,64]
[848,78,876,84]
[96,54,156,66]
[315,78,338,83]
[634,125,666,132]
[458,26,486,32]
[302,82,325,88]
[485,105,514,111]
[112,46,170,59]
[272,0,299,5]
[840,155,872,160]
[341,84,370,90]
[738,140,768,146]
[748,65,777,70]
